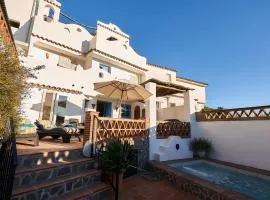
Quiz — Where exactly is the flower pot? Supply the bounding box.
[198,151,206,158]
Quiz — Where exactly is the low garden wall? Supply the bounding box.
[193,105,270,171]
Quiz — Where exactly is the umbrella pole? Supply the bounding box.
[118,100,122,118]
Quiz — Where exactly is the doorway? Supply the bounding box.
[97,100,112,117]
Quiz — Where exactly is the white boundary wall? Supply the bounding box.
[192,120,270,171]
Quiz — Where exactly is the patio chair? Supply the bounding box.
[34,120,81,143]
[16,119,39,146]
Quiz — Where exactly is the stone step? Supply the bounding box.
[12,170,101,200]
[14,157,96,188]
[53,183,113,200]
[17,148,84,169]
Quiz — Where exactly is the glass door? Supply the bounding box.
[55,95,68,125]
[97,100,112,117]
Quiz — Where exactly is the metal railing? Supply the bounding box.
[0,119,17,200]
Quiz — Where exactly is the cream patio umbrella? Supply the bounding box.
[94,79,152,117]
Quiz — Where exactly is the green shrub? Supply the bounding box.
[0,45,27,131]
[190,138,213,154]
[100,139,135,173]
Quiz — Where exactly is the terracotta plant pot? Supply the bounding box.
[198,151,206,158]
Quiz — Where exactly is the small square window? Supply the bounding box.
[99,72,104,78]
[99,64,111,74]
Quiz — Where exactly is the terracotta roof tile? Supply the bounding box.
[43,0,61,8]
[97,22,129,39]
[29,83,82,94]
[32,33,81,53]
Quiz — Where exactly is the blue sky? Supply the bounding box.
[59,0,270,108]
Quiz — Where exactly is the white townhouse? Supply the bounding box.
[5,0,207,125]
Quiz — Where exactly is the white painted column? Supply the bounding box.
[183,90,196,122]
[145,82,157,160]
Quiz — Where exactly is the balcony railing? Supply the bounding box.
[156,119,191,138]
[58,58,77,71]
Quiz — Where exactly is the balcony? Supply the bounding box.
[58,57,77,70]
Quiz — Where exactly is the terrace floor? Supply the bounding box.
[16,137,83,155]
[121,175,196,200]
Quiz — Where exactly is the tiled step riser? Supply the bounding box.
[79,189,112,200]
[12,172,101,200]
[17,149,83,168]
[14,160,94,188]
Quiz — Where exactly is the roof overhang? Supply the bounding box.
[176,76,208,87]
[141,78,193,97]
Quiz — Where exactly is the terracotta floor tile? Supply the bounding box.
[121,175,197,200]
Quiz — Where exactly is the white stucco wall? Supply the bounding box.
[157,106,188,122]
[176,80,206,108]
[5,0,35,42]
[192,120,270,171]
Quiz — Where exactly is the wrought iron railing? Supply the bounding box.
[196,105,270,121]
[156,119,191,138]
[0,119,17,200]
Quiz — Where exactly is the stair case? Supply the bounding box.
[12,148,112,200]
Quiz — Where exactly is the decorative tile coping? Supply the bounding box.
[149,160,253,200]
[196,105,270,121]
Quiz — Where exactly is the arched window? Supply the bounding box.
[107,36,117,41]
[64,27,70,34]
[134,106,140,119]
[48,7,55,18]
[142,108,145,119]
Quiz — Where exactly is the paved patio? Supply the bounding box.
[121,175,197,200]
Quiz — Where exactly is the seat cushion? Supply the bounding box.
[39,120,52,128]
[63,127,80,134]
[18,122,35,134]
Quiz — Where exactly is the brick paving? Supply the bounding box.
[121,175,197,200]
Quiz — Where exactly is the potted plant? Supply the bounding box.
[190,138,212,158]
[100,139,135,200]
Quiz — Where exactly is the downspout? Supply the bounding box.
[26,0,39,54]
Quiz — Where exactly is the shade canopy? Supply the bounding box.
[141,78,193,97]
[94,80,152,101]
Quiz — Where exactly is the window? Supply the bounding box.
[84,99,90,111]
[156,101,161,109]
[97,101,112,117]
[55,95,68,126]
[42,93,54,120]
[44,6,55,22]
[99,64,111,74]
[134,106,140,119]
[99,72,104,78]
[48,7,54,18]
[142,108,145,119]
[107,36,117,41]
[121,104,131,119]
[170,103,176,107]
